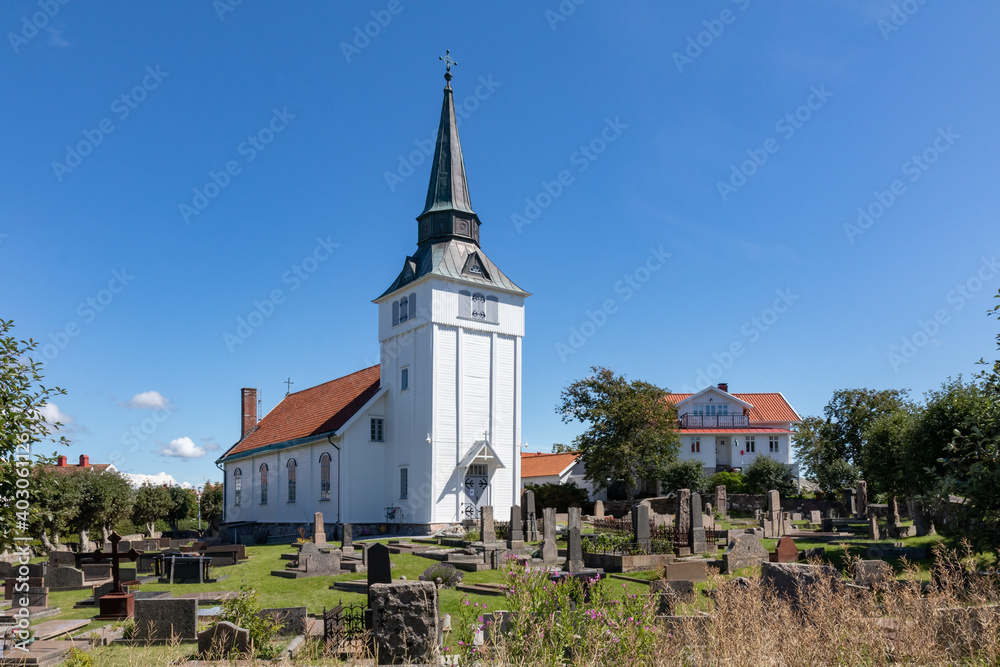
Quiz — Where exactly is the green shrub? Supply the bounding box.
[217,584,281,659]
[62,648,95,667]
[706,470,746,494]
[742,456,796,496]
[661,459,708,494]
[525,481,589,512]
[419,562,463,589]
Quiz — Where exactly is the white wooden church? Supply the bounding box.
[217,64,528,536]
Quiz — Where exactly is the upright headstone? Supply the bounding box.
[593,499,605,520]
[809,510,822,525]
[721,533,769,575]
[565,525,584,573]
[843,489,856,517]
[868,515,881,541]
[523,490,538,541]
[568,507,582,534]
[508,505,524,549]
[480,506,496,544]
[631,504,651,551]
[676,489,692,536]
[762,490,783,538]
[690,492,707,554]
[48,551,75,568]
[370,582,440,665]
[540,508,558,563]
[198,621,251,659]
[887,497,901,527]
[361,542,371,567]
[341,524,353,551]
[367,544,392,586]
[714,485,727,518]
[771,536,798,563]
[313,512,326,546]
[134,598,198,640]
[856,481,868,518]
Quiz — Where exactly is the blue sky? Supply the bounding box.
[3,1,998,487]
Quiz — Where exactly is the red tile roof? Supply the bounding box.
[221,365,381,460]
[521,451,580,478]
[663,392,799,423]
[677,428,792,434]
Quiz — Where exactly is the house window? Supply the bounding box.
[746,437,755,453]
[690,438,700,453]
[371,418,384,442]
[234,468,242,506]
[400,467,408,499]
[287,459,296,503]
[769,436,779,453]
[259,464,268,504]
[320,453,331,501]
[400,368,409,391]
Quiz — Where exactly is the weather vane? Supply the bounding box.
[439,49,457,81]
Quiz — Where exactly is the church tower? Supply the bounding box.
[374,57,529,527]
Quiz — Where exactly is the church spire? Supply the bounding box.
[417,51,481,247]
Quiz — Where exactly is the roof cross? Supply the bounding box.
[284,377,294,396]
[439,49,457,81]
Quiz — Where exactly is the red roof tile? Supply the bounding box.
[521,451,580,478]
[677,428,792,434]
[221,365,381,460]
[663,392,799,423]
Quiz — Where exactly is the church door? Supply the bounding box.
[462,464,489,519]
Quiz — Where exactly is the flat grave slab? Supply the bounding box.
[31,618,91,641]
[0,639,91,667]
[174,591,238,604]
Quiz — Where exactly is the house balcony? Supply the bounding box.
[678,414,750,429]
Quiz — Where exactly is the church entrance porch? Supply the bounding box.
[462,463,490,520]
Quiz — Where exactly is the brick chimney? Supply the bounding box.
[717,383,729,392]
[79,454,89,467]
[241,388,258,439]
[57,455,67,467]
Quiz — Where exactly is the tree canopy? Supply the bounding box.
[557,366,679,501]
[742,455,796,496]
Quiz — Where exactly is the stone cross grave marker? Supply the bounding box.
[88,532,142,619]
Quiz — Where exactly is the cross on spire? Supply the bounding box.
[284,377,294,396]
[439,49,457,82]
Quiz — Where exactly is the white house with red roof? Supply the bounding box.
[665,383,800,473]
[216,64,527,534]
[519,451,605,500]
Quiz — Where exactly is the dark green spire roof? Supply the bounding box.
[416,67,481,247]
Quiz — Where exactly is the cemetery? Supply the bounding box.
[1,491,999,665]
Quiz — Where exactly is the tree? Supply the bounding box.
[69,468,135,544]
[550,443,575,454]
[0,319,68,550]
[132,484,172,537]
[815,458,860,497]
[742,456,796,496]
[557,366,680,501]
[661,459,707,495]
[29,460,81,551]
[525,481,589,513]
[166,486,198,533]
[200,481,224,528]
[706,470,746,495]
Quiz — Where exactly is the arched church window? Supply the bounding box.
[287,459,296,503]
[320,453,331,501]
[234,468,242,506]
[259,463,268,504]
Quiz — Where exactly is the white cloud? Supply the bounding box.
[157,437,206,459]
[124,472,195,489]
[39,402,74,427]
[122,391,171,410]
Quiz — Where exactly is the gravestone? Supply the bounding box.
[809,510,822,525]
[361,542,371,567]
[523,490,538,541]
[868,515,881,541]
[664,561,708,582]
[854,560,893,588]
[888,497,901,525]
[721,533,769,575]
[368,543,392,586]
[821,517,835,532]
[843,489,856,517]
[760,562,841,609]
[12,586,48,609]
[4,576,43,599]
[675,489,692,538]
[313,512,326,545]
[341,523,353,551]
[540,507,559,564]
[565,509,584,573]
[134,597,199,640]
[82,564,112,581]
[714,485,727,518]
[48,550,76,568]
[303,551,342,575]
[762,490,783,538]
[770,536,798,563]
[632,504,651,551]
[45,566,85,590]
[370,581,440,665]
[480,506,496,544]
[690,493,707,554]
[508,505,524,549]
[658,579,695,603]
[593,499,605,520]
[648,580,677,615]
[198,620,251,658]
[856,480,868,517]
[258,606,307,635]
